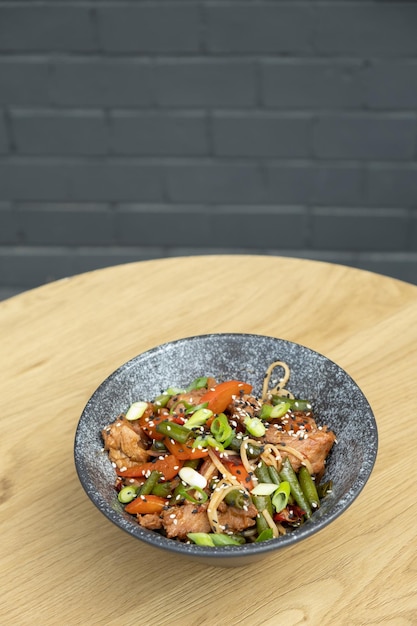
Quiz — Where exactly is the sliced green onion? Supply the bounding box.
[187,532,215,546]
[256,528,274,542]
[165,386,185,396]
[176,483,208,504]
[117,485,138,503]
[179,466,207,490]
[251,482,279,496]
[187,533,244,546]
[185,401,209,415]
[270,401,292,418]
[185,377,208,392]
[244,416,266,438]
[271,481,291,513]
[271,395,312,412]
[211,533,245,546]
[183,407,212,429]
[125,401,148,421]
[210,413,233,443]
[192,434,224,452]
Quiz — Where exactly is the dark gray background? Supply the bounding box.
[1,0,417,299]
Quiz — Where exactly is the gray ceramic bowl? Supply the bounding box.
[74,333,378,567]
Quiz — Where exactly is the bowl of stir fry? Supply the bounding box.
[74,333,378,566]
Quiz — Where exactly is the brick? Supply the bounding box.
[209,206,309,248]
[313,4,417,57]
[0,160,164,202]
[0,247,73,287]
[0,111,8,153]
[110,112,208,156]
[352,254,417,285]
[12,110,108,156]
[0,59,49,105]
[261,59,363,109]
[367,165,417,208]
[0,246,167,289]
[266,163,364,206]
[156,60,256,107]
[213,112,311,158]
[98,4,201,53]
[164,162,266,204]
[410,213,417,254]
[313,114,416,160]
[50,59,154,107]
[364,61,417,110]
[0,202,19,243]
[115,205,210,246]
[311,208,408,252]
[0,6,96,52]
[206,3,313,53]
[15,204,114,245]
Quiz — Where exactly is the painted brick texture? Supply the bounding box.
[0,0,416,299]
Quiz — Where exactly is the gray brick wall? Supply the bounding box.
[0,0,417,300]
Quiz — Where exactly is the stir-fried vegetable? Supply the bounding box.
[102,371,336,547]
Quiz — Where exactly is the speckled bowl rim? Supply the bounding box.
[74,333,378,563]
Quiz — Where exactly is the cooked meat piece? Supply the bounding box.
[161,498,258,540]
[216,500,258,534]
[162,503,211,539]
[227,393,263,426]
[264,412,336,475]
[137,513,163,531]
[102,417,150,470]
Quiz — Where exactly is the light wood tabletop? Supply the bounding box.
[1,255,416,625]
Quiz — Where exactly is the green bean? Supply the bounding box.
[298,466,320,510]
[317,480,333,499]
[252,494,273,535]
[279,457,312,518]
[151,481,173,498]
[267,465,281,485]
[183,458,200,469]
[153,393,171,408]
[224,489,250,510]
[156,420,192,443]
[255,460,272,484]
[138,470,162,496]
[229,437,262,458]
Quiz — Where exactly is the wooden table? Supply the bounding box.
[1,255,416,625]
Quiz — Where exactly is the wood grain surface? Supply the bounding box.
[1,255,416,625]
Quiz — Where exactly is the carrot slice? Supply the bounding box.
[222,458,254,490]
[199,380,252,414]
[163,436,209,460]
[125,494,168,515]
[116,454,183,480]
